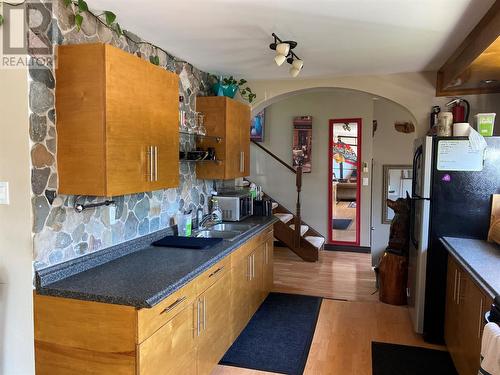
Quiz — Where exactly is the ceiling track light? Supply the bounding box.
[269,32,304,77]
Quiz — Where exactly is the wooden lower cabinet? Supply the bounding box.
[35,228,274,375]
[263,236,274,301]
[444,255,493,375]
[138,305,196,375]
[196,272,231,375]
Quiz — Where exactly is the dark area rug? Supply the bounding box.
[372,342,458,375]
[220,292,322,375]
[332,218,352,230]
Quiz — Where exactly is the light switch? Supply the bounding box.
[0,182,9,205]
[362,177,369,186]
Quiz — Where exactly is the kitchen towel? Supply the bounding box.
[479,322,500,375]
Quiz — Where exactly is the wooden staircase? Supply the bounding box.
[250,142,325,262]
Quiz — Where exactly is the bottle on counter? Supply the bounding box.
[437,112,453,137]
[430,106,441,129]
[211,198,223,223]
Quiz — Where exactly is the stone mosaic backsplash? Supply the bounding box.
[31,0,215,269]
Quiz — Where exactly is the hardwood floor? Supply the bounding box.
[273,246,378,302]
[332,201,357,242]
[212,247,444,375]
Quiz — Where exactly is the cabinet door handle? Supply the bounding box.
[149,146,154,182]
[247,255,252,281]
[478,297,483,339]
[252,253,255,279]
[209,266,224,278]
[196,299,201,336]
[453,268,458,303]
[240,152,244,173]
[203,296,206,331]
[161,296,186,314]
[154,146,158,181]
[456,272,461,305]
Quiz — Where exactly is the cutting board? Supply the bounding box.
[488,194,500,244]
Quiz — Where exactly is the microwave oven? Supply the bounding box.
[216,191,253,221]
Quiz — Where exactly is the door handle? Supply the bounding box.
[196,299,201,336]
[478,298,483,339]
[161,296,186,314]
[154,146,158,181]
[149,146,154,182]
[252,253,255,279]
[453,268,458,303]
[203,296,206,332]
[456,272,461,305]
[209,266,224,278]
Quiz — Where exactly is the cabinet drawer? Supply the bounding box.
[231,227,273,266]
[195,256,230,295]
[137,281,196,343]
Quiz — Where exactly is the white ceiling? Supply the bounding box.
[89,0,495,80]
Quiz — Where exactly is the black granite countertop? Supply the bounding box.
[36,216,277,308]
[441,237,500,298]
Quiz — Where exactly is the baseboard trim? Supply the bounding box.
[324,244,371,254]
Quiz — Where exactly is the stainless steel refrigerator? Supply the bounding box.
[407,136,500,343]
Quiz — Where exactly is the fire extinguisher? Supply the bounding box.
[446,98,470,123]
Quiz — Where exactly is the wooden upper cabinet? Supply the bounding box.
[196,96,250,180]
[56,43,179,196]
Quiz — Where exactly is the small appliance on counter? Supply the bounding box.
[253,198,273,217]
[215,190,253,221]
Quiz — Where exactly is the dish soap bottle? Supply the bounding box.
[211,198,223,223]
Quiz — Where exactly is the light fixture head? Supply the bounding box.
[289,67,301,78]
[275,54,287,66]
[276,43,290,56]
[292,59,303,70]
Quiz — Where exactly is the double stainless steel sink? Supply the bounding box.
[194,223,254,241]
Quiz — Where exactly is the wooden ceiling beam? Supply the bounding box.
[436,0,500,96]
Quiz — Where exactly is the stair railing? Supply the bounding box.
[294,165,302,248]
[251,141,303,246]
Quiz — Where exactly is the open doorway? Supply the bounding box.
[328,118,362,246]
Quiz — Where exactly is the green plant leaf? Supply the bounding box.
[114,22,123,35]
[63,0,72,7]
[238,79,247,85]
[77,0,88,12]
[241,90,246,95]
[75,13,83,31]
[103,11,116,25]
[149,55,160,65]
[0,14,4,26]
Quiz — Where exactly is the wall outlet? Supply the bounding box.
[0,182,9,205]
[362,177,369,186]
[109,205,117,225]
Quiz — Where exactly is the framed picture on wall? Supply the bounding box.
[251,110,265,142]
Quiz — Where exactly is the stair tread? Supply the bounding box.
[289,224,309,236]
[274,213,294,223]
[272,202,278,210]
[305,236,325,250]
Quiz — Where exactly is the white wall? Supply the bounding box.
[371,99,418,265]
[0,69,35,374]
[250,89,374,247]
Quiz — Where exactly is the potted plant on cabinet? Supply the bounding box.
[210,75,256,103]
